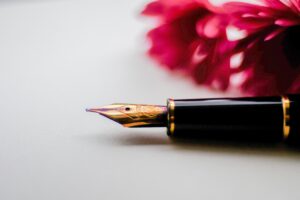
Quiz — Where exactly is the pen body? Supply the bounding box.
[167,95,300,144]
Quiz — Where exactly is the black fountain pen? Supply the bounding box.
[87,95,300,145]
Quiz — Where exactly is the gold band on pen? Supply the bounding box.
[168,99,175,135]
[281,96,291,140]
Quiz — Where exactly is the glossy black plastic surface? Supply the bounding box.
[169,96,285,142]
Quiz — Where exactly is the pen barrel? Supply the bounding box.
[167,95,300,144]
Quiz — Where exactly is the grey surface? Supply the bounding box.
[1,1,300,199]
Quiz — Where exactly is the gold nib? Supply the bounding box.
[86,104,167,127]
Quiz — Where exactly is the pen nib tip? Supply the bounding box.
[86,108,101,113]
[86,104,167,128]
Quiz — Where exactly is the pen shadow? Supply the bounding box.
[83,130,300,159]
[82,130,171,146]
[112,133,171,146]
[105,132,171,146]
[169,137,300,159]
[109,131,300,159]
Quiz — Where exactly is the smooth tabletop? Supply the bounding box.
[1,0,300,199]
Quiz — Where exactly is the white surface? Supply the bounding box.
[1,1,300,200]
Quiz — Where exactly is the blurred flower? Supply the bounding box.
[224,0,300,95]
[142,0,300,95]
[142,0,234,91]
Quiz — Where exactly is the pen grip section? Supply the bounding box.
[167,96,287,142]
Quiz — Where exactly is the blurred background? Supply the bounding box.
[1,0,300,200]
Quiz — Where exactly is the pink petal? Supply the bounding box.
[141,1,164,16]
[196,15,223,38]
[230,52,244,69]
[264,28,284,41]
[275,18,299,26]
[226,26,247,41]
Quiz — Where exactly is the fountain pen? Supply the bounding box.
[87,95,300,144]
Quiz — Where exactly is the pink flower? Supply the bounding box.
[224,0,300,95]
[142,0,300,96]
[142,0,235,91]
